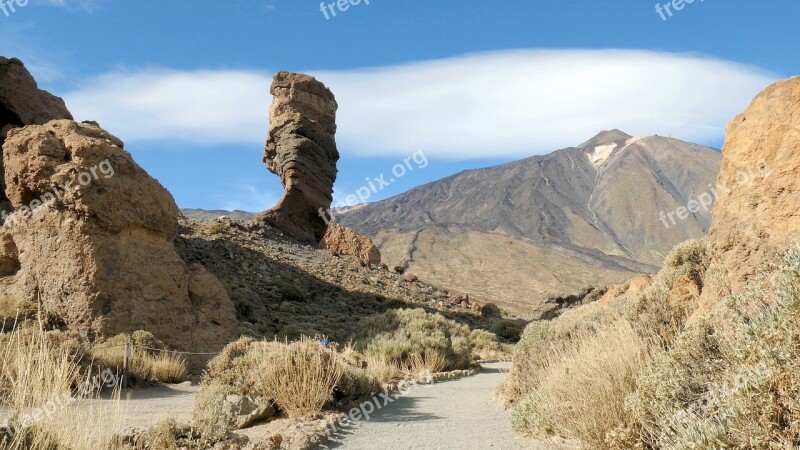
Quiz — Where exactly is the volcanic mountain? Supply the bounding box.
[337,130,722,317]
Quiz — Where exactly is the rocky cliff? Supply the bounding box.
[320,222,382,266]
[0,57,73,209]
[0,120,237,355]
[707,76,800,292]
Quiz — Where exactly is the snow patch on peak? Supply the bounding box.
[587,143,617,167]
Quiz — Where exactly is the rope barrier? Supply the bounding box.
[89,343,220,356]
[133,345,220,356]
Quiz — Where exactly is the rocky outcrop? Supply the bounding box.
[222,394,276,429]
[320,222,381,266]
[255,71,339,245]
[707,76,800,292]
[599,274,652,305]
[0,57,73,208]
[0,120,237,356]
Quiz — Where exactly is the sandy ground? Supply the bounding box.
[105,381,199,428]
[0,383,197,425]
[321,362,549,450]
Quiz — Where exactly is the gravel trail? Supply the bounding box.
[323,362,548,450]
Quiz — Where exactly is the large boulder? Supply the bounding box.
[0,120,237,356]
[255,71,339,245]
[319,222,381,266]
[707,76,800,292]
[0,56,73,208]
[222,394,276,429]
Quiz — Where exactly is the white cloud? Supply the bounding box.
[63,49,778,159]
[66,69,271,146]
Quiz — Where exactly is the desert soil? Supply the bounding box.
[322,362,547,450]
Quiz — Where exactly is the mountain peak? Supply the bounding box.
[578,129,633,149]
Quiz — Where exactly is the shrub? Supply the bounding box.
[353,308,474,372]
[193,381,236,445]
[469,329,508,361]
[394,266,405,274]
[254,338,343,416]
[279,284,307,302]
[629,245,800,448]
[91,331,187,385]
[332,343,382,404]
[335,362,382,406]
[0,326,124,449]
[491,320,523,341]
[198,337,347,426]
[202,337,263,391]
[629,238,712,345]
[510,320,659,448]
[206,222,229,236]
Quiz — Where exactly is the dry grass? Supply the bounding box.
[407,348,447,375]
[0,326,126,449]
[195,337,349,443]
[91,331,187,385]
[255,338,343,417]
[505,240,800,449]
[363,353,402,382]
[147,352,188,383]
[502,238,712,447]
[511,320,659,448]
[468,329,511,361]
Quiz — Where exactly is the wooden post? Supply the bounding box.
[122,343,130,390]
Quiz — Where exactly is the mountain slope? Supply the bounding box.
[338,130,722,317]
[181,208,256,221]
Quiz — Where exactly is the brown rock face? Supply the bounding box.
[319,222,381,266]
[708,76,800,292]
[0,120,237,355]
[255,71,339,245]
[0,57,73,208]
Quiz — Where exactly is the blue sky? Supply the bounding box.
[2,0,798,211]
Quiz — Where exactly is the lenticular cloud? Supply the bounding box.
[64,49,777,159]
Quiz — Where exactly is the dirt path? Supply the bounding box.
[322,362,547,450]
[82,381,199,428]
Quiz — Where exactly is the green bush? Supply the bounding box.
[491,320,523,341]
[279,284,307,302]
[206,222,229,236]
[629,238,712,345]
[629,246,800,448]
[193,381,236,445]
[352,308,474,371]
